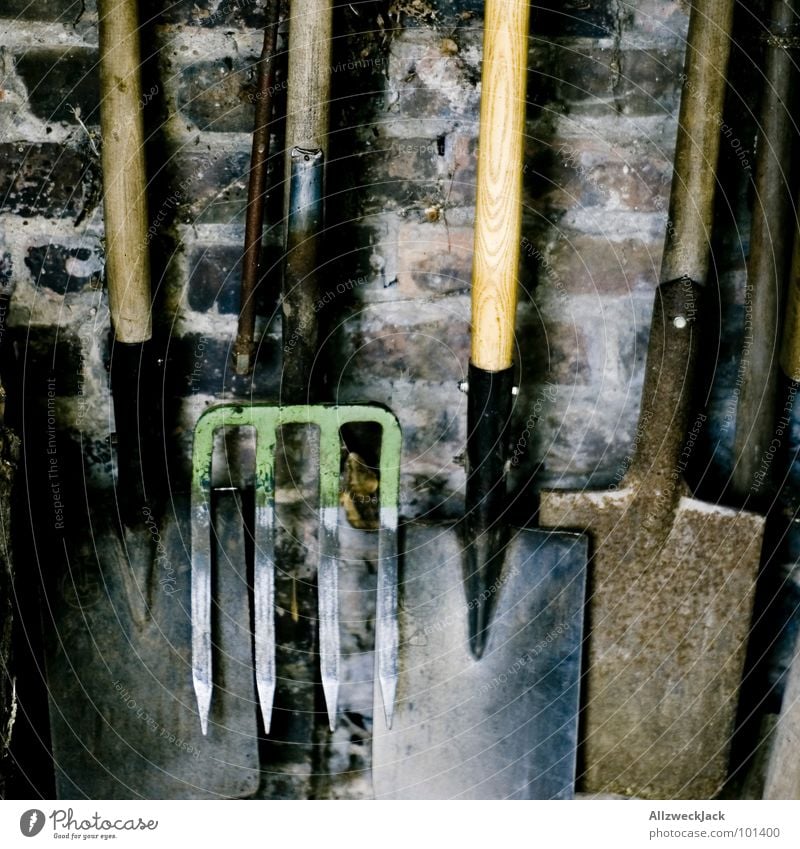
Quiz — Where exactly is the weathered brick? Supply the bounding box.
[336,301,470,383]
[530,44,686,118]
[1,0,82,22]
[15,48,100,125]
[396,220,472,297]
[537,232,661,296]
[167,331,280,397]
[0,143,99,220]
[173,148,252,224]
[186,242,280,315]
[187,244,243,314]
[632,0,688,38]
[387,38,480,127]
[533,0,622,38]
[18,329,84,396]
[356,138,444,212]
[525,139,671,214]
[149,0,267,27]
[0,253,12,290]
[25,243,103,295]
[176,60,257,133]
[517,311,592,386]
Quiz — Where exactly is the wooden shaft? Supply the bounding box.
[470,0,529,372]
[659,0,735,286]
[732,0,797,497]
[98,0,152,344]
[780,223,800,380]
[283,0,333,189]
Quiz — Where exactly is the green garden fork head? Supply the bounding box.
[191,403,402,736]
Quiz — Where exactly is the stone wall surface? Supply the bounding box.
[1,0,798,799]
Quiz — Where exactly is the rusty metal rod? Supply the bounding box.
[234,0,281,376]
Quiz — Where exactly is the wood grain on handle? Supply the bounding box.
[659,0,735,286]
[470,0,530,372]
[283,0,333,188]
[98,0,152,344]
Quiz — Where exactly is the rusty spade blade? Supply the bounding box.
[539,0,765,798]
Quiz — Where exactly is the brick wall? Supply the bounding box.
[1,0,796,798]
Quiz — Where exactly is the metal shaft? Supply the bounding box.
[281,147,324,401]
[234,0,281,375]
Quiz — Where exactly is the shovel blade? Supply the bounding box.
[541,488,764,798]
[47,492,260,799]
[372,524,587,799]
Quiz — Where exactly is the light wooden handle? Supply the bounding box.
[470,0,530,372]
[98,0,152,344]
[284,0,333,185]
[659,0,735,286]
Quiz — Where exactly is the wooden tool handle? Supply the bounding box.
[284,0,333,178]
[98,0,152,344]
[731,0,798,499]
[780,231,800,381]
[659,0,735,286]
[470,0,529,372]
[626,0,734,489]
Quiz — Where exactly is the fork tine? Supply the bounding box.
[254,444,277,734]
[192,492,213,735]
[318,417,342,731]
[376,513,399,728]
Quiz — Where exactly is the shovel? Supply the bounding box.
[45,0,261,798]
[758,163,800,800]
[371,0,588,800]
[538,0,765,799]
[729,0,797,504]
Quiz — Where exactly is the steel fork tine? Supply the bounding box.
[253,425,278,734]
[192,405,401,735]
